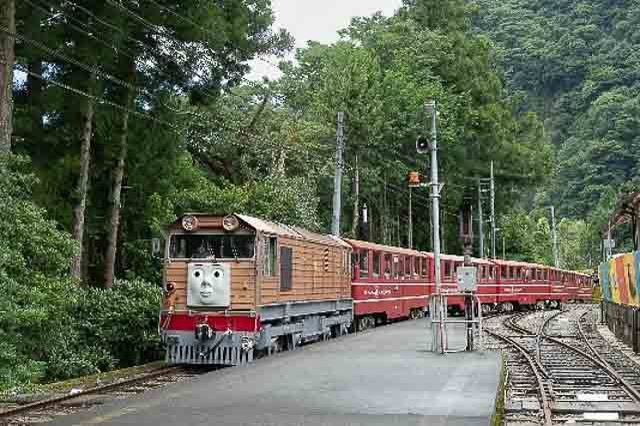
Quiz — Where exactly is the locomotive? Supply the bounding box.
[159,213,593,365]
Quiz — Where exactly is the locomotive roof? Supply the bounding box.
[170,213,349,248]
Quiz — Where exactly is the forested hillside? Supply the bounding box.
[474,0,640,221]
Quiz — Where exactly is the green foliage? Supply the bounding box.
[0,156,160,391]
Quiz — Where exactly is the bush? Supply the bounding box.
[0,155,162,392]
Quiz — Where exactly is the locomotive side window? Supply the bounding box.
[384,253,392,277]
[421,258,428,277]
[481,265,487,279]
[360,249,369,278]
[414,257,420,277]
[501,266,507,279]
[263,237,278,276]
[372,251,381,278]
[170,234,255,259]
[405,256,411,277]
[280,246,293,291]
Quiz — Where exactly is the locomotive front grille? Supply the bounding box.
[166,344,254,365]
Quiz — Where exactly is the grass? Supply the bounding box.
[490,353,507,426]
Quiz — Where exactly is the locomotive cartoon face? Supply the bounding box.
[187,263,231,307]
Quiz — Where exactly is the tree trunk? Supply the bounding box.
[104,64,135,289]
[71,93,95,282]
[27,59,44,137]
[0,0,15,153]
[103,102,130,288]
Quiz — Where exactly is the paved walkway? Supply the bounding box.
[51,319,501,426]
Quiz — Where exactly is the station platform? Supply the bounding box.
[50,319,502,426]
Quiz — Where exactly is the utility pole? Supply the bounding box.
[408,187,413,248]
[502,236,506,260]
[331,112,344,236]
[490,161,496,259]
[550,205,559,268]
[478,179,484,258]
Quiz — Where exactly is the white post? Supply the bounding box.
[490,161,496,259]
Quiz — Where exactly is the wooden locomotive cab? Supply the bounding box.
[160,213,353,365]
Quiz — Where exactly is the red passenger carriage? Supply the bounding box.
[346,240,430,330]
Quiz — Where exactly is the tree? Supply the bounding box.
[0,0,15,152]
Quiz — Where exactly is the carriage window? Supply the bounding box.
[490,267,495,280]
[359,250,369,278]
[372,251,381,278]
[501,266,507,278]
[384,253,392,276]
[392,256,400,278]
[444,261,452,279]
[481,266,487,279]
[405,256,412,277]
[170,233,256,259]
[421,258,428,276]
[543,269,548,280]
[414,257,420,277]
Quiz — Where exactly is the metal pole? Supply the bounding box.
[331,112,344,236]
[503,235,506,259]
[478,179,484,258]
[409,187,413,249]
[550,205,559,268]
[490,161,496,259]
[607,220,612,259]
[426,100,444,354]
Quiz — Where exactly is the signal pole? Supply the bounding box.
[490,161,496,259]
[331,112,344,236]
[408,187,413,248]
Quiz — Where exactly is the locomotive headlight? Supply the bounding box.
[222,214,240,232]
[182,215,199,232]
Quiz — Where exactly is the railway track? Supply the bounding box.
[486,305,640,425]
[0,365,210,425]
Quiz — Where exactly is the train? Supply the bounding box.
[159,213,594,365]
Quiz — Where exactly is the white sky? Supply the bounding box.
[248,0,403,81]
